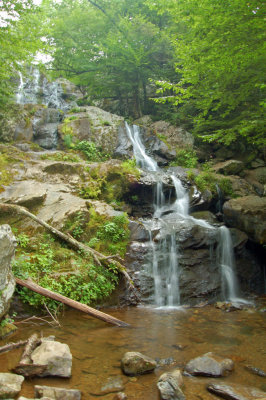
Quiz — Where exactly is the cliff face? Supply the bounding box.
[0,73,264,308]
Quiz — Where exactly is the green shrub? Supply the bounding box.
[170,148,198,168]
[12,233,118,310]
[40,152,82,162]
[63,134,74,149]
[87,212,130,257]
[74,140,103,161]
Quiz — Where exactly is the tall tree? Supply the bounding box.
[47,0,174,117]
[147,0,265,148]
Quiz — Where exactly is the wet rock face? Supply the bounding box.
[223,195,266,244]
[33,108,62,149]
[121,352,157,376]
[0,225,16,320]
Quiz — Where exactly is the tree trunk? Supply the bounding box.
[15,278,129,327]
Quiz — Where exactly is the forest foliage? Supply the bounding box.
[0,0,265,149]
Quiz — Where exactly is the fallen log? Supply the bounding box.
[0,202,138,299]
[19,333,40,364]
[13,363,47,377]
[15,278,129,327]
[0,340,28,355]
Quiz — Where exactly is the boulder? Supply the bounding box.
[223,175,256,197]
[223,195,266,244]
[89,375,126,396]
[129,220,150,242]
[113,393,127,400]
[30,340,72,378]
[149,121,194,149]
[18,398,53,400]
[121,352,157,376]
[0,181,47,208]
[184,352,234,377]
[207,382,266,400]
[34,386,81,400]
[58,106,124,155]
[0,372,24,399]
[157,369,185,400]
[244,167,266,195]
[212,160,244,176]
[0,225,16,320]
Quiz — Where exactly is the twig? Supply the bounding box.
[43,302,61,327]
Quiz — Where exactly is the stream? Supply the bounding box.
[1,304,266,399]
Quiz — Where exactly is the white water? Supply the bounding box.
[126,123,245,306]
[16,71,24,104]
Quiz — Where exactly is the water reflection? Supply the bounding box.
[0,305,265,399]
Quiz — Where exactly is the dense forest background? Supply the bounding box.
[1,0,265,151]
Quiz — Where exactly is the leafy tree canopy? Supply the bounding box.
[147,0,266,148]
[46,0,174,117]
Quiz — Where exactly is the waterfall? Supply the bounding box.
[218,226,240,301]
[16,71,24,104]
[125,123,158,171]
[126,123,245,306]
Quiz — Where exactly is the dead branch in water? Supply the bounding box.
[0,340,28,355]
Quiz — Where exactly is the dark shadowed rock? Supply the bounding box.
[185,352,234,377]
[129,220,150,242]
[207,382,266,399]
[121,352,157,376]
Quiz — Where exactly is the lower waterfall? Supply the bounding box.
[125,122,245,306]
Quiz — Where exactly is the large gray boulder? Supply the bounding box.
[58,106,124,155]
[207,382,266,400]
[121,352,157,376]
[0,372,24,399]
[184,352,234,377]
[0,225,16,320]
[157,369,185,400]
[212,160,244,176]
[223,195,266,244]
[30,340,72,378]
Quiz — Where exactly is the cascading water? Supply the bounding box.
[126,123,244,306]
[16,71,24,104]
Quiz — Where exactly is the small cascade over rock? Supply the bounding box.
[14,67,77,149]
[15,66,69,111]
[126,123,246,306]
